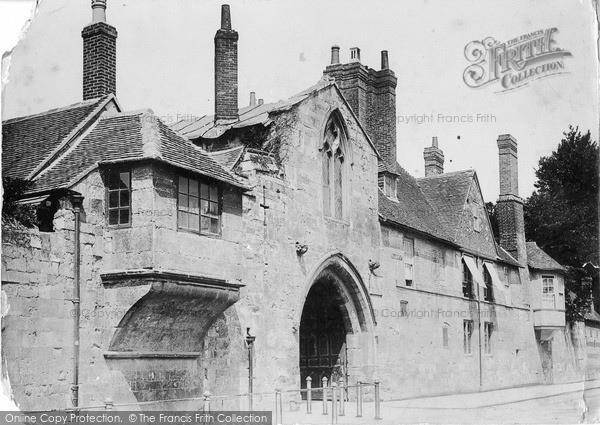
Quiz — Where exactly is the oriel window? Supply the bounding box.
[107,170,131,226]
[178,176,221,235]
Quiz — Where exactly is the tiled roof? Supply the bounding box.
[416,170,475,243]
[496,245,520,267]
[378,160,453,244]
[2,97,108,179]
[526,242,565,271]
[207,146,245,171]
[33,110,249,193]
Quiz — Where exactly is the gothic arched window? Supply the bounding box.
[322,112,347,220]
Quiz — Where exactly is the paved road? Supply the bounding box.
[281,387,600,424]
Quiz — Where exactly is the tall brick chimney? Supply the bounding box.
[82,0,117,100]
[214,4,239,123]
[424,136,444,176]
[496,134,527,264]
[323,48,397,164]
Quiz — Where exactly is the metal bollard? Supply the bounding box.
[103,397,113,410]
[338,377,345,416]
[356,381,363,418]
[322,377,328,415]
[203,391,211,413]
[331,382,338,425]
[306,376,312,414]
[274,388,283,425]
[374,380,381,420]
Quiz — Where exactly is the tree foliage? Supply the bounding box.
[2,177,38,228]
[524,126,599,322]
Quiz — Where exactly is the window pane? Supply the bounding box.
[200,183,209,200]
[108,210,119,225]
[179,176,188,194]
[201,200,209,214]
[189,197,199,214]
[179,194,189,209]
[108,172,119,189]
[120,190,130,207]
[210,218,219,234]
[322,152,330,187]
[119,172,130,189]
[208,201,219,216]
[334,154,343,219]
[403,238,414,258]
[200,216,210,232]
[189,179,199,196]
[209,185,218,202]
[189,214,199,231]
[405,263,413,280]
[178,211,189,229]
[119,208,130,225]
[108,191,119,208]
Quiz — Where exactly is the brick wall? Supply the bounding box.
[214,29,238,122]
[82,22,117,100]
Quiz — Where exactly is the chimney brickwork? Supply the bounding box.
[324,48,397,164]
[424,136,444,176]
[496,134,527,264]
[82,0,117,100]
[214,5,239,123]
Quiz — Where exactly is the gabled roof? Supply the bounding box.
[496,245,521,267]
[526,242,565,272]
[32,110,249,193]
[2,96,112,180]
[378,160,454,244]
[416,170,476,242]
[207,146,245,171]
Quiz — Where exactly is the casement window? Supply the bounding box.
[322,112,346,220]
[462,261,473,298]
[542,275,556,309]
[384,175,397,199]
[178,176,221,235]
[483,268,493,302]
[463,320,474,354]
[484,322,493,354]
[403,237,415,287]
[106,170,131,226]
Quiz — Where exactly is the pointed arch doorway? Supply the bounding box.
[298,253,376,400]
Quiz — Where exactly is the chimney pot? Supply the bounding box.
[250,92,256,106]
[258,99,264,106]
[381,50,389,70]
[91,0,107,23]
[350,47,361,63]
[331,46,340,65]
[220,4,232,30]
[432,136,438,148]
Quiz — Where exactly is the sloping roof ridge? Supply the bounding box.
[2,96,106,124]
[26,95,120,181]
[416,169,476,180]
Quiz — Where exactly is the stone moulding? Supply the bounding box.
[103,351,201,359]
[101,269,244,352]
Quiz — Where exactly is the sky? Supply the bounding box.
[0,0,598,202]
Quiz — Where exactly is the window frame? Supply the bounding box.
[463,320,474,354]
[462,261,474,298]
[383,174,397,199]
[321,112,347,221]
[177,174,222,237]
[484,322,493,354]
[541,275,556,309]
[483,267,493,302]
[106,169,132,228]
[403,236,415,287]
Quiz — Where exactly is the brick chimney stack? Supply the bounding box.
[82,0,117,100]
[214,4,239,123]
[496,134,527,264]
[323,48,397,164]
[424,136,444,176]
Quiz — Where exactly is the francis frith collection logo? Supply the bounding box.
[463,28,572,92]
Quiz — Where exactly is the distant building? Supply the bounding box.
[1,0,597,411]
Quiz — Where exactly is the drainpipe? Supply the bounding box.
[246,328,256,410]
[71,194,84,408]
[476,258,483,389]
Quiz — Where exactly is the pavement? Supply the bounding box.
[279,379,600,424]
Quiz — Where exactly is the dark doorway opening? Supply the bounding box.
[299,280,347,400]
